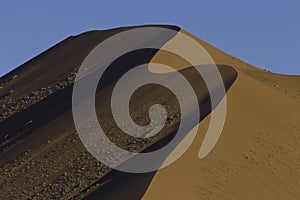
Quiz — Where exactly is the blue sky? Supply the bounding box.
[0,0,299,76]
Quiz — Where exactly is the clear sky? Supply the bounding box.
[0,0,299,77]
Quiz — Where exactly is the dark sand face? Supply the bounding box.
[1,25,299,200]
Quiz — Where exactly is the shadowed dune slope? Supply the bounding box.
[0,25,299,200]
[0,25,236,199]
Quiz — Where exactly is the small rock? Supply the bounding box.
[24,120,33,126]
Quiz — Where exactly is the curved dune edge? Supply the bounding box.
[142,29,300,200]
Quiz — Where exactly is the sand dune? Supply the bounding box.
[0,25,299,199]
